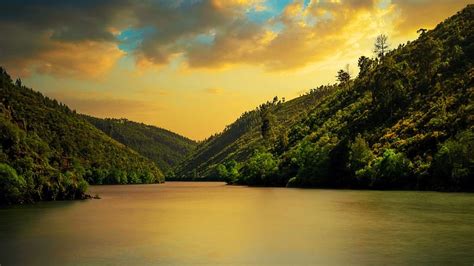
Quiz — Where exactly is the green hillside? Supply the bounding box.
[174,88,334,180]
[84,116,196,173]
[0,70,164,204]
[177,5,474,191]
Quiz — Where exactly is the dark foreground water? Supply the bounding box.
[1,182,474,265]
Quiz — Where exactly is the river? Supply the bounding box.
[1,182,473,265]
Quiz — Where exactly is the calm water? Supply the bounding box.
[1,182,474,265]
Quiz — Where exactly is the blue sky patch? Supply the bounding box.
[118,26,156,52]
[194,32,215,45]
[246,0,294,24]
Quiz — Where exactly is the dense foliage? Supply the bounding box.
[84,116,196,173]
[178,5,474,191]
[0,70,164,204]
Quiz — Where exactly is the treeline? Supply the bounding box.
[0,69,164,204]
[206,5,474,191]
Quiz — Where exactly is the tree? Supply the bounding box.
[294,137,338,187]
[0,163,26,204]
[240,150,278,186]
[431,130,474,190]
[274,130,289,154]
[216,164,228,179]
[272,96,279,104]
[261,115,273,140]
[0,67,13,87]
[15,78,22,87]
[370,59,410,118]
[260,104,276,142]
[357,56,373,77]
[328,138,351,187]
[0,116,22,150]
[413,34,443,84]
[417,28,428,35]
[349,134,374,172]
[217,160,240,184]
[372,149,413,189]
[374,34,390,59]
[336,67,351,84]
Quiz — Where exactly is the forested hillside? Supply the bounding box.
[0,70,164,204]
[177,5,474,191]
[84,116,196,173]
[174,87,334,180]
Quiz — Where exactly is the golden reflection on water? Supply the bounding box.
[1,182,474,265]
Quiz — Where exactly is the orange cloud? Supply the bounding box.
[186,0,381,71]
[4,39,123,79]
[391,0,472,36]
[38,41,124,78]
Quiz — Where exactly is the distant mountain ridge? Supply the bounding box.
[84,116,196,173]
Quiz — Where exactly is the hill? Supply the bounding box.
[0,69,164,204]
[84,116,196,173]
[176,5,474,191]
[174,87,334,180]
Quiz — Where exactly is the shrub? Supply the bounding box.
[371,149,413,189]
[240,150,278,186]
[217,160,240,184]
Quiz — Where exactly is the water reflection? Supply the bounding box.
[1,182,473,265]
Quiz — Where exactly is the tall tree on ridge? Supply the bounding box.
[374,34,390,59]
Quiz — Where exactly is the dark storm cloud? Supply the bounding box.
[128,0,263,65]
[0,0,261,76]
[0,0,133,76]
[129,0,231,64]
[0,0,131,41]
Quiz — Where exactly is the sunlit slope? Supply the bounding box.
[270,4,474,189]
[175,88,334,179]
[177,5,473,191]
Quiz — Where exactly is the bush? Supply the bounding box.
[371,149,413,189]
[217,160,240,184]
[240,150,278,186]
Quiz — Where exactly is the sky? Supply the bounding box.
[0,0,471,140]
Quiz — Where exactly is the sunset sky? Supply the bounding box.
[1,0,470,140]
